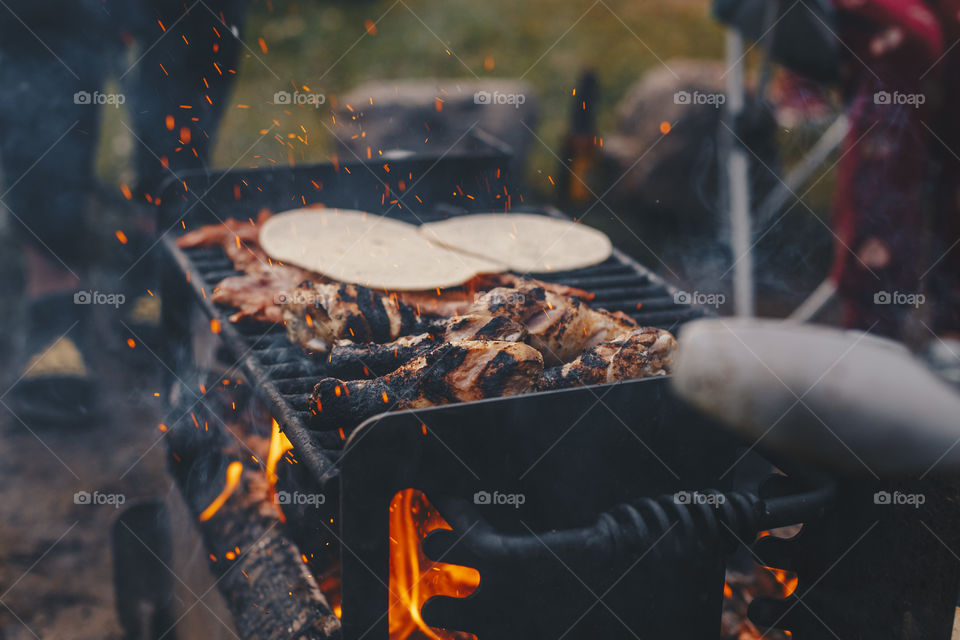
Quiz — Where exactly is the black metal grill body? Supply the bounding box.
[158,155,960,640]
[158,153,705,488]
[156,154,740,640]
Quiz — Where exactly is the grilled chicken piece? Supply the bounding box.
[285,281,645,368]
[537,328,678,390]
[212,265,309,324]
[283,282,433,353]
[310,340,544,430]
[470,285,639,366]
[321,315,528,378]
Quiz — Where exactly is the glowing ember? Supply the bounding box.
[198,460,243,522]
[389,489,479,640]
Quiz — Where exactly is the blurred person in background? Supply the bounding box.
[0,0,247,424]
[829,0,960,339]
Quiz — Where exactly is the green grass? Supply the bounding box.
[98,0,725,193]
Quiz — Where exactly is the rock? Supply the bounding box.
[600,59,778,236]
[331,79,538,179]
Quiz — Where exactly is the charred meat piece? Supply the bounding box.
[283,279,533,354]
[322,333,442,379]
[537,328,678,390]
[283,282,433,353]
[316,315,528,379]
[310,340,544,430]
[470,285,639,365]
[321,315,528,378]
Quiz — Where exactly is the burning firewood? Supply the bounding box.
[166,398,342,640]
[310,340,544,430]
[537,327,678,390]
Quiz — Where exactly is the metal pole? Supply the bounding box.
[725,29,755,316]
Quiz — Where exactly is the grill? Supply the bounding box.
[157,152,960,640]
[159,151,705,489]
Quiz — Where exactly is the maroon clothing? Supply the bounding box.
[831,0,960,336]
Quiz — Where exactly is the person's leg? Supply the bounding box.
[0,48,106,271]
[0,14,116,423]
[125,0,248,198]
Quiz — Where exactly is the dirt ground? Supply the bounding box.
[0,327,171,639]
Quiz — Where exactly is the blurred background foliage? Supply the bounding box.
[99,0,724,194]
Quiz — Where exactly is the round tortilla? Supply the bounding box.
[259,208,503,290]
[420,213,612,273]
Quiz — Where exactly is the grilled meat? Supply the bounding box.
[321,315,528,378]
[470,284,639,366]
[282,278,540,354]
[212,265,309,324]
[537,328,678,390]
[285,281,647,368]
[177,212,275,272]
[282,282,433,353]
[322,333,443,379]
[310,340,544,430]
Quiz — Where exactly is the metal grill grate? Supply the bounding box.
[170,226,705,489]
[158,156,706,487]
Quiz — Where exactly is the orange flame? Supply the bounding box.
[762,566,799,598]
[199,461,243,522]
[265,419,294,520]
[389,489,480,640]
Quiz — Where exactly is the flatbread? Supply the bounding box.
[259,208,503,290]
[420,213,612,273]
